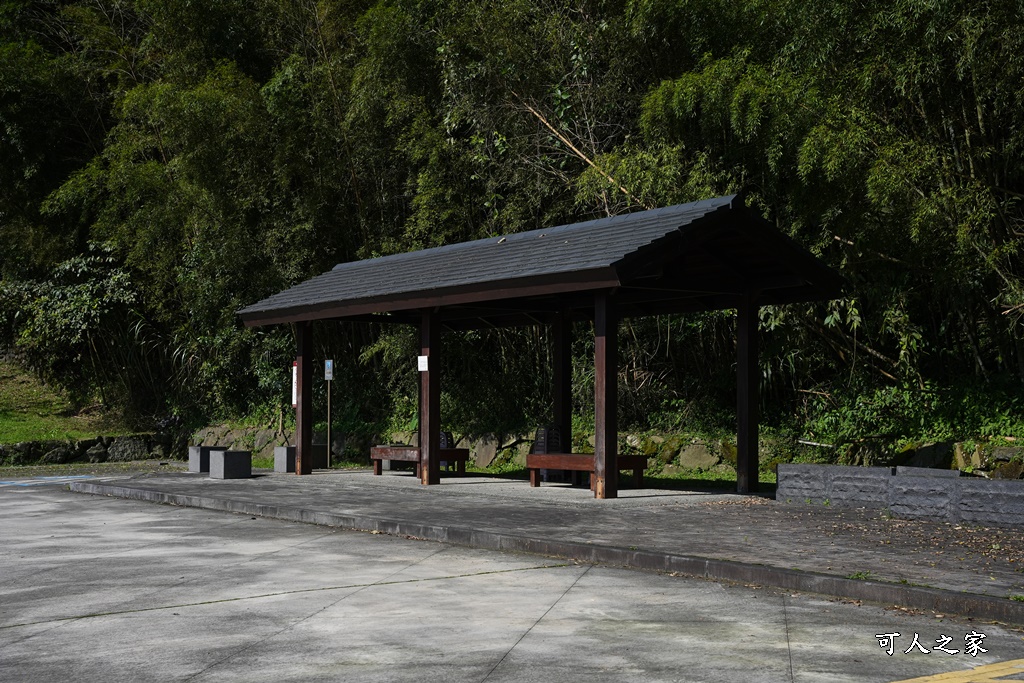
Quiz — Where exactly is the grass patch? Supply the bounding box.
[0,361,128,442]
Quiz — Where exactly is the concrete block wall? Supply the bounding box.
[958,479,1024,526]
[777,464,1024,527]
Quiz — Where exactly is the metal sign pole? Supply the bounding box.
[325,360,334,468]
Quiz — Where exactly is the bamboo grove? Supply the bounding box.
[1,0,1022,459]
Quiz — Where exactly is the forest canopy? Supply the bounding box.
[1,0,1022,460]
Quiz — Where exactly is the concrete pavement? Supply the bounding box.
[64,468,1024,625]
[3,486,1024,682]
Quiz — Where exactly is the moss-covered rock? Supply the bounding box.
[677,441,719,470]
[719,440,737,468]
[655,435,685,466]
[991,461,1024,479]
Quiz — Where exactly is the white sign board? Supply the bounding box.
[417,355,429,372]
[291,361,297,407]
[324,359,334,381]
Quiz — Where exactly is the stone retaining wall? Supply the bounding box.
[0,434,172,466]
[777,464,1024,526]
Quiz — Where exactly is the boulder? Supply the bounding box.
[659,464,687,478]
[171,431,189,460]
[954,443,984,470]
[253,429,277,456]
[677,441,720,471]
[75,438,101,454]
[718,440,738,468]
[107,436,149,462]
[148,433,171,455]
[1,443,30,465]
[471,437,498,468]
[328,433,348,458]
[39,443,77,464]
[498,434,532,467]
[195,425,231,447]
[900,442,954,469]
[989,446,1024,464]
[655,435,685,465]
[389,431,418,447]
[991,461,1024,480]
[343,434,371,462]
[85,442,108,463]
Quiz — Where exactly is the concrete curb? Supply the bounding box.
[69,481,1024,625]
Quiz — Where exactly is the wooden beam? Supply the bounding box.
[419,309,441,485]
[295,321,313,475]
[552,312,572,452]
[241,269,621,327]
[593,292,618,499]
[736,291,759,493]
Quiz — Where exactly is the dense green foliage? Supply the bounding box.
[1,0,1022,457]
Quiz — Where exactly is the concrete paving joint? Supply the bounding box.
[68,480,1024,626]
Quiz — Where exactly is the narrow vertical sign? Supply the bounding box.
[291,361,297,408]
[324,359,334,380]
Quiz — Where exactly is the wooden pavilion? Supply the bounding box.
[239,195,843,498]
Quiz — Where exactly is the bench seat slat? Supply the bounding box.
[525,453,648,489]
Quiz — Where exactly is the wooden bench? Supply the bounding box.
[370,446,469,477]
[526,453,648,489]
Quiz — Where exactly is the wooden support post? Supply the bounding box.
[295,321,313,476]
[594,292,618,499]
[736,291,759,493]
[419,309,441,486]
[552,312,572,452]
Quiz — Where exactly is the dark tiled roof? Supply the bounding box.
[239,196,842,326]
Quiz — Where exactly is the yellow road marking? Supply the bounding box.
[890,658,1024,682]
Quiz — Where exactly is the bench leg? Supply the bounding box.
[634,467,642,488]
[373,459,382,476]
[414,463,420,479]
[529,468,541,487]
[589,472,595,491]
